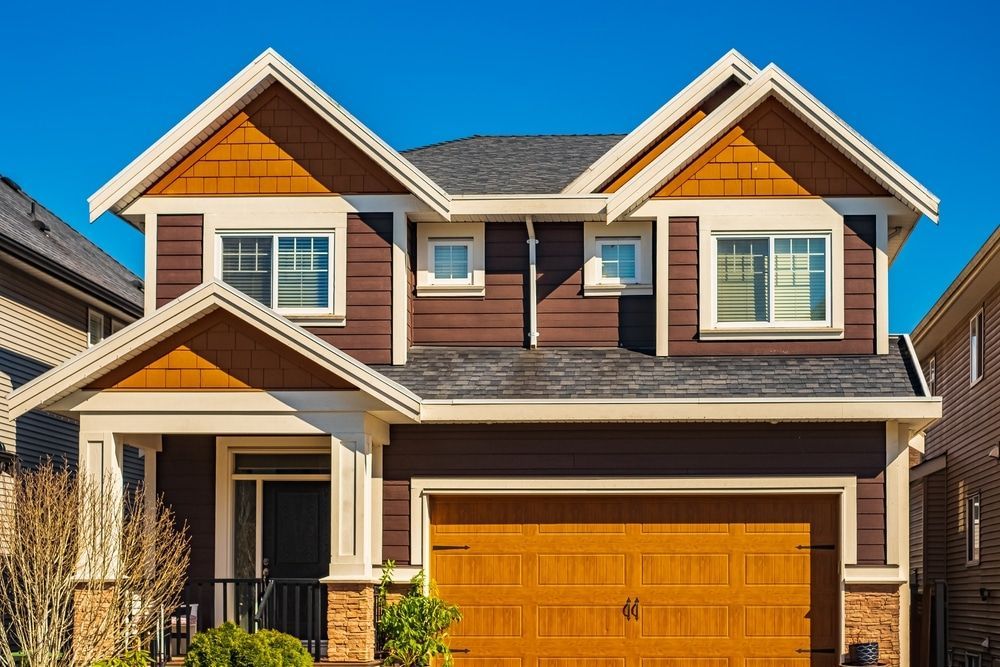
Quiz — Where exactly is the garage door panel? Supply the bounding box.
[537,553,627,586]
[451,658,523,667]
[433,553,522,586]
[538,657,626,667]
[452,605,523,638]
[639,605,731,638]
[642,553,731,586]
[537,605,628,637]
[641,659,730,667]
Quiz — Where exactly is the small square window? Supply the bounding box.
[970,309,985,385]
[87,309,106,347]
[597,239,640,285]
[428,239,473,285]
[967,492,981,565]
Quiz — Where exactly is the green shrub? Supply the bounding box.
[183,623,313,667]
[91,650,152,667]
[376,562,462,667]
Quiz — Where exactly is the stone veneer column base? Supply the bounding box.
[844,583,902,667]
[326,582,375,663]
[72,585,116,659]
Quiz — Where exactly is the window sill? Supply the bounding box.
[584,283,653,297]
[416,284,486,298]
[699,327,844,341]
[287,315,346,328]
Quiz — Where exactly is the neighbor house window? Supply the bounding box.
[970,308,985,385]
[927,355,937,395]
[111,319,125,334]
[87,309,106,347]
[967,492,981,565]
[714,234,830,327]
[219,233,333,315]
[428,239,473,285]
[596,238,640,284]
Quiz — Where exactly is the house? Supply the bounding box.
[7,49,942,666]
[0,175,143,480]
[910,225,1000,667]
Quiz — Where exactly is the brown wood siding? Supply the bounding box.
[536,222,655,349]
[307,213,393,364]
[382,422,886,566]
[667,215,876,355]
[921,278,1000,655]
[657,98,888,198]
[158,435,215,582]
[411,223,528,346]
[156,214,203,307]
[89,311,354,390]
[147,85,405,196]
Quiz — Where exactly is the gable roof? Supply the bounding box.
[0,175,142,316]
[563,49,759,195]
[605,64,940,224]
[7,281,421,421]
[89,49,451,224]
[403,135,624,194]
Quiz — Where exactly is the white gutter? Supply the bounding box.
[526,215,539,348]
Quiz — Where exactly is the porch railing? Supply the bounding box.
[153,578,326,663]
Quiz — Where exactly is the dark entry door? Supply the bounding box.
[262,481,330,639]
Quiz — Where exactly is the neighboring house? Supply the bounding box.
[8,49,941,666]
[910,225,1000,667]
[0,175,143,480]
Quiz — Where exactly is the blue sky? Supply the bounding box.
[0,0,994,332]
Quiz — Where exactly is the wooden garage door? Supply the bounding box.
[430,495,839,667]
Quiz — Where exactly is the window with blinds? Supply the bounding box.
[429,239,473,284]
[714,234,830,326]
[219,233,333,314]
[597,238,640,284]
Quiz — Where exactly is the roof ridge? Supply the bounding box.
[402,133,626,153]
[0,175,143,284]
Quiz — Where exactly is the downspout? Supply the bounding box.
[526,215,539,349]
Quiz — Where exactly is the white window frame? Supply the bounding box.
[596,238,642,286]
[427,238,474,286]
[416,222,486,297]
[215,231,336,318]
[970,308,985,386]
[583,221,653,296]
[967,492,981,566]
[711,232,833,330]
[927,355,937,395]
[87,309,106,348]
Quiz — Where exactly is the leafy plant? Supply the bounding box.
[183,623,313,667]
[376,561,462,667]
[91,649,152,667]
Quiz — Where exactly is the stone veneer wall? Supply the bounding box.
[72,586,116,659]
[844,583,902,667]
[327,583,375,662]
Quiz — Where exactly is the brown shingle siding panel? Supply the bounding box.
[382,480,411,564]
[382,422,886,566]
[156,214,203,307]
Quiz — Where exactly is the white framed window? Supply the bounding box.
[927,355,937,395]
[970,308,985,385]
[712,233,831,328]
[596,238,641,285]
[87,309,106,347]
[416,222,486,297]
[428,238,473,286]
[967,492,981,566]
[217,232,334,316]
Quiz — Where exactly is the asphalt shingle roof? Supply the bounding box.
[402,134,625,194]
[375,336,925,400]
[0,176,143,313]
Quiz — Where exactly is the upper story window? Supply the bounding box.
[597,238,640,285]
[714,234,830,328]
[967,491,981,565]
[87,309,106,347]
[970,308,985,385]
[429,239,473,285]
[218,233,333,316]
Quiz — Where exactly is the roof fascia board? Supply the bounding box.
[449,194,608,217]
[562,50,759,195]
[606,65,940,224]
[89,49,451,224]
[8,281,421,420]
[911,224,1000,358]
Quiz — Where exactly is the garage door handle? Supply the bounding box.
[622,598,632,620]
[631,598,639,621]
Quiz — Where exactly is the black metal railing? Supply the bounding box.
[153,578,326,663]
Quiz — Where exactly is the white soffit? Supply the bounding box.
[605,64,940,224]
[562,49,760,195]
[7,281,422,421]
[88,48,451,224]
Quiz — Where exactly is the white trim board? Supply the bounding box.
[89,49,451,223]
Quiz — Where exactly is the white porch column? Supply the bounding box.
[78,431,124,578]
